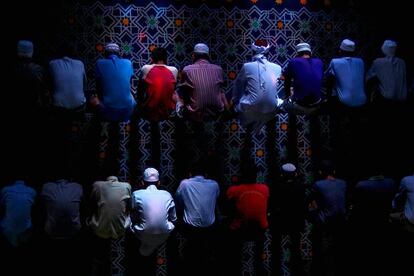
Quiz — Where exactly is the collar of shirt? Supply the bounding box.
[14,180,25,186]
[192,176,205,181]
[252,54,267,64]
[56,179,68,184]
[195,59,210,65]
[146,184,159,191]
[368,175,385,181]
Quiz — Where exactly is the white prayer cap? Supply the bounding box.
[143,168,159,182]
[296,42,312,54]
[193,43,209,54]
[281,163,297,173]
[105,43,120,53]
[340,39,355,52]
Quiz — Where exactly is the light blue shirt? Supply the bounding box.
[95,55,136,109]
[130,185,176,234]
[49,57,87,109]
[233,54,282,113]
[367,56,407,101]
[327,57,367,107]
[175,176,219,227]
[0,181,36,246]
[393,175,414,224]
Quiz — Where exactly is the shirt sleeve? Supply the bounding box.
[232,65,246,105]
[167,196,177,223]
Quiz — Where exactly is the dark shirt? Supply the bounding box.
[284,57,324,106]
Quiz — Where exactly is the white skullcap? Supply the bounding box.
[143,168,159,182]
[296,42,312,54]
[340,39,355,52]
[281,163,297,173]
[193,43,209,54]
[17,40,34,58]
[381,40,397,57]
[105,43,120,53]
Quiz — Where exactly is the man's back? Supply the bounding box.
[181,60,225,120]
[0,181,36,246]
[96,55,135,108]
[284,57,323,105]
[313,178,347,223]
[226,183,269,230]
[130,185,176,234]
[175,176,219,227]
[88,177,131,239]
[328,57,366,107]
[368,57,407,101]
[14,60,45,112]
[140,64,178,121]
[41,179,83,238]
[234,58,282,113]
[49,57,86,109]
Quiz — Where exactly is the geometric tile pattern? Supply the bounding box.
[65,2,354,97]
[111,237,125,276]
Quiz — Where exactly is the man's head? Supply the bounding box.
[192,43,210,62]
[339,39,355,55]
[105,43,120,56]
[17,40,34,59]
[296,42,312,57]
[318,160,335,178]
[381,39,397,57]
[151,47,168,64]
[142,167,160,187]
[251,39,270,55]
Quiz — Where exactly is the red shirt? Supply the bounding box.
[140,64,178,121]
[226,183,269,230]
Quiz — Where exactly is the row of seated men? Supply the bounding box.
[9,37,413,179]
[11,37,412,127]
[1,160,413,276]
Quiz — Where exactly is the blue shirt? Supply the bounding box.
[326,57,367,107]
[95,55,136,109]
[367,56,407,101]
[284,57,324,105]
[393,175,414,224]
[0,181,36,246]
[175,176,220,228]
[312,178,347,224]
[49,57,87,109]
[233,54,282,113]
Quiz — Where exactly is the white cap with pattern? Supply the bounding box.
[193,43,209,54]
[105,43,120,53]
[143,168,159,182]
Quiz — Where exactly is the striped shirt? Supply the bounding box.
[178,59,225,121]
